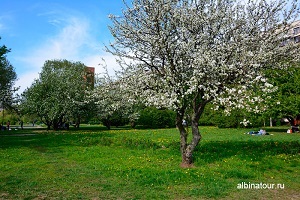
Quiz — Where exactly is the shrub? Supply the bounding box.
[138,107,176,128]
[215,110,243,128]
[198,103,269,128]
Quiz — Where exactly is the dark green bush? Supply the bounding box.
[199,105,218,126]
[199,105,265,128]
[138,107,176,128]
[110,114,129,127]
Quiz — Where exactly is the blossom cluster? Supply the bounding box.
[106,0,299,119]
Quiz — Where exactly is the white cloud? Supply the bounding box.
[15,15,93,93]
[83,53,121,76]
[15,12,122,93]
[20,15,90,69]
[13,3,124,94]
[0,15,10,32]
[15,71,39,94]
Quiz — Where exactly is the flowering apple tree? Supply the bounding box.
[21,59,93,130]
[0,38,18,112]
[90,65,141,129]
[107,0,299,166]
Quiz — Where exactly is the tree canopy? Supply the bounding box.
[107,0,300,166]
[265,64,300,119]
[90,67,141,129]
[0,37,17,111]
[21,59,93,130]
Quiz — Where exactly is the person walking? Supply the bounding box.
[20,120,23,130]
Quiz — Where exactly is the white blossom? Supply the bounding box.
[240,119,252,127]
[105,0,299,164]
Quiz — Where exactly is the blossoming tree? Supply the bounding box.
[22,59,92,130]
[107,0,299,166]
[91,66,141,129]
[0,37,18,111]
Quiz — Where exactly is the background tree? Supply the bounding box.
[107,0,299,166]
[264,64,300,124]
[21,59,92,130]
[0,37,17,122]
[91,69,140,129]
[138,107,176,128]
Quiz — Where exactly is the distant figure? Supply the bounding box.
[247,129,269,135]
[6,121,10,130]
[20,120,24,130]
[1,124,6,131]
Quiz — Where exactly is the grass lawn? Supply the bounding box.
[0,126,299,199]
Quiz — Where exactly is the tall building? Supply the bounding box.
[84,66,95,89]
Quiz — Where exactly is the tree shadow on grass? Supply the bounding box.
[0,132,115,150]
[264,127,290,133]
[194,140,300,164]
[1,129,299,163]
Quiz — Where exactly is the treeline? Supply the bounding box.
[2,59,299,130]
[87,106,279,129]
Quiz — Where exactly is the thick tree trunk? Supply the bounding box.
[45,120,52,130]
[176,112,188,166]
[101,118,111,130]
[105,120,111,130]
[53,122,59,131]
[180,118,202,167]
[176,109,202,167]
[177,94,211,167]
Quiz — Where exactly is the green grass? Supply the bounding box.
[0,126,299,199]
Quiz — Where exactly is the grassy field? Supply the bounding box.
[0,126,299,199]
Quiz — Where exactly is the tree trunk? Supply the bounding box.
[105,120,111,130]
[176,108,202,168]
[45,120,52,130]
[176,112,188,166]
[130,120,136,128]
[181,117,202,167]
[53,123,59,131]
[177,94,210,167]
[75,117,81,128]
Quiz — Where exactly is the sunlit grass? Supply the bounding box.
[0,126,299,199]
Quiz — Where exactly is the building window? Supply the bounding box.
[295,36,300,43]
[294,27,300,35]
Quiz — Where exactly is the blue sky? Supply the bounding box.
[0,1,298,94]
[0,0,128,93]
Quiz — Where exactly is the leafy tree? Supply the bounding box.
[91,70,140,129]
[0,37,17,115]
[21,59,93,130]
[107,0,299,166]
[264,64,300,122]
